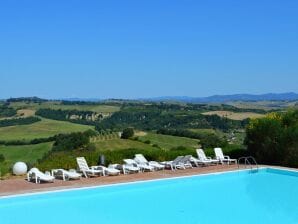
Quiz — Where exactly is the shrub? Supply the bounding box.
[144,140,151,144]
[204,144,247,159]
[152,144,161,149]
[121,128,134,139]
[86,143,96,151]
[0,154,5,163]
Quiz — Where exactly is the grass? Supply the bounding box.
[0,118,94,141]
[137,133,199,150]
[0,142,53,176]
[9,101,120,113]
[92,132,200,152]
[202,110,265,120]
[93,138,157,151]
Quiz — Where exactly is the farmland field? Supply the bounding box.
[202,110,265,120]
[0,118,93,141]
[0,142,53,176]
[9,101,120,113]
[227,101,298,111]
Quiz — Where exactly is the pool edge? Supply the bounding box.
[1,166,297,200]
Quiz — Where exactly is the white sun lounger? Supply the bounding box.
[109,163,141,174]
[51,169,82,181]
[214,148,237,165]
[179,155,194,169]
[98,165,121,176]
[124,159,154,172]
[134,154,165,170]
[27,168,55,184]
[197,149,219,165]
[110,163,140,174]
[161,156,185,170]
[76,157,104,178]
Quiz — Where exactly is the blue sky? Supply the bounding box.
[1,0,297,99]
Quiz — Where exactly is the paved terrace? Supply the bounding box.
[0,164,259,197]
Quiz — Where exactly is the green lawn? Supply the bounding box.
[0,142,53,176]
[0,118,94,141]
[9,101,120,113]
[138,133,199,150]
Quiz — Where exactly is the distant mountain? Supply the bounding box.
[5,92,298,104]
[59,98,102,102]
[143,92,298,103]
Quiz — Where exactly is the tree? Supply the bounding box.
[200,133,228,149]
[245,110,298,167]
[121,128,134,139]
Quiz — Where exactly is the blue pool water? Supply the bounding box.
[0,168,297,224]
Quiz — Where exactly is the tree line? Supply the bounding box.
[0,116,41,127]
[36,109,101,125]
[0,104,17,118]
[95,109,246,132]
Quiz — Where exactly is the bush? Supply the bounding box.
[86,143,96,151]
[0,154,5,163]
[204,144,247,159]
[121,128,134,139]
[152,144,161,149]
[144,140,151,144]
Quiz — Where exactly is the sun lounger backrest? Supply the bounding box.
[77,157,89,170]
[135,154,148,163]
[197,149,207,160]
[124,159,137,165]
[214,148,224,159]
[181,155,193,164]
[172,156,184,164]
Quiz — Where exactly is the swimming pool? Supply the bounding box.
[0,168,297,224]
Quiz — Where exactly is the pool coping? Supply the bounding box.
[1,165,297,200]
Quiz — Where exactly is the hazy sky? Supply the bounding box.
[1,0,297,99]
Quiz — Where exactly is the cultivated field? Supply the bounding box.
[227,101,298,111]
[9,102,120,113]
[0,142,53,176]
[202,111,265,120]
[0,118,93,141]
